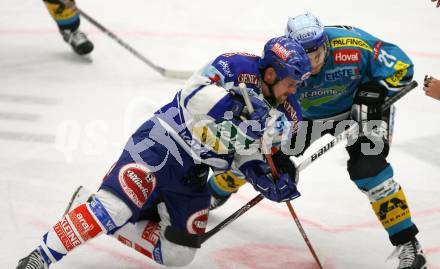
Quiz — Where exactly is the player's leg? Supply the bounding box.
[16,119,194,268]
[42,0,93,55]
[57,177,210,266]
[113,189,211,266]
[347,98,425,268]
[16,188,132,269]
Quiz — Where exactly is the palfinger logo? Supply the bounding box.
[330,37,372,52]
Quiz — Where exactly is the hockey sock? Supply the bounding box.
[353,165,418,245]
[43,0,80,31]
[208,171,247,197]
[37,191,131,267]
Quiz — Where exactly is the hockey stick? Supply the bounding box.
[200,80,418,246]
[297,80,418,171]
[241,83,322,268]
[61,2,193,79]
[62,82,418,254]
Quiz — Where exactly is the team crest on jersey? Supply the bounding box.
[187,208,209,235]
[118,163,156,208]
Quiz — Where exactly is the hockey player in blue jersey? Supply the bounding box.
[15,36,311,269]
[42,0,93,55]
[207,13,426,269]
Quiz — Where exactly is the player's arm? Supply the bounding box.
[368,40,414,95]
[183,83,270,156]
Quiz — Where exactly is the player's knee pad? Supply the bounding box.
[354,166,399,202]
[94,189,132,228]
[159,202,201,266]
[43,0,79,29]
[208,170,247,197]
[114,220,165,264]
[113,202,199,266]
[114,220,198,267]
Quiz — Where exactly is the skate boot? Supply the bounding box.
[16,249,47,269]
[209,192,231,210]
[394,238,427,269]
[61,29,94,55]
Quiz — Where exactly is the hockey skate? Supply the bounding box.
[391,238,427,269]
[60,29,94,55]
[209,193,231,210]
[16,249,47,269]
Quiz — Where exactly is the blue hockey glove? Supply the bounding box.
[239,160,300,202]
[230,93,270,138]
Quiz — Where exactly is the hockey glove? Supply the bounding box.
[272,150,299,185]
[230,92,270,138]
[351,81,388,139]
[239,160,300,202]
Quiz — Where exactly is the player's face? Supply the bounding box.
[307,43,328,75]
[272,77,299,103]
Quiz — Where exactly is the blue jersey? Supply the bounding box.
[154,53,302,169]
[296,25,414,120]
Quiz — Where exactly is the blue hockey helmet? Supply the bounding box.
[259,36,311,81]
[285,12,328,53]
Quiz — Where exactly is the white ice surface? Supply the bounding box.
[1,0,440,268]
